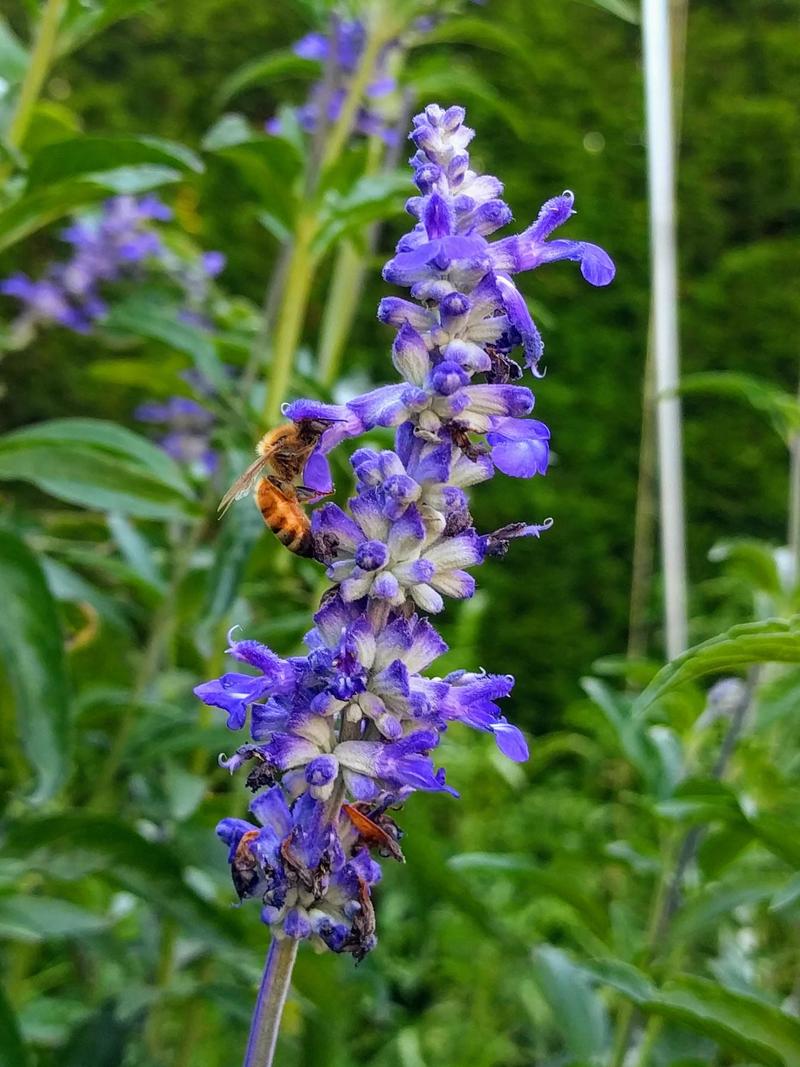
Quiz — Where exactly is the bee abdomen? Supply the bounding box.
[256,480,313,556]
[271,516,313,556]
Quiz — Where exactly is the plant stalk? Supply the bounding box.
[787,368,800,581]
[243,936,299,1067]
[611,671,758,1066]
[319,23,389,175]
[6,0,65,154]
[262,214,317,423]
[643,0,688,660]
[261,13,392,422]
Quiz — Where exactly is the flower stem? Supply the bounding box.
[262,213,316,424]
[787,365,800,580]
[243,936,299,1067]
[319,22,389,175]
[6,0,65,153]
[610,670,758,1067]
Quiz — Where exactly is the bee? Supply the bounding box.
[255,477,317,556]
[343,802,405,862]
[219,418,333,555]
[231,828,262,900]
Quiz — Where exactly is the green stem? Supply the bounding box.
[627,327,656,659]
[6,0,65,153]
[317,136,385,389]
[317,239,365,390]
[243,936,299,1067]
[611,672,758,1067]
[787,365,800,579]
[262,214,316,423]
[319,24,389,175]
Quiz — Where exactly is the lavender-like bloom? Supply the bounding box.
[0,195,225,344]
[266,17,399,144]
[135,395,218,477]
[197,104,614,960]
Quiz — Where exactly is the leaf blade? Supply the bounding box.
[0,529,70,802]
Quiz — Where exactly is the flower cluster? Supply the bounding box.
[266,18,399,144]
[0,195,225,346]
[135,395,218,477]
[197,104,614,959]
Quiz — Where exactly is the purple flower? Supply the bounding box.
[202,103,613,960]
[1,195,225,345]
[267,18,400,145]
[134,395,218,478]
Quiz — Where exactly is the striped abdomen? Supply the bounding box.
[255,478,313,556]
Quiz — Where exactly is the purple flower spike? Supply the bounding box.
[202,103,613,962]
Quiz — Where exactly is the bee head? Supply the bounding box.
[300,417,339,439]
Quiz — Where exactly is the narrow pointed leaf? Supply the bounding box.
[586,959,800,1066]
[26,135,202,188]
[531,946,611,1057]
[635,617,800,714]
[0,418,197,518]
[0,983,28,1067]
[0,529,70,802]
[4,815,240,948]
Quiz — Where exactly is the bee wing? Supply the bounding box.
[218,455,272,515]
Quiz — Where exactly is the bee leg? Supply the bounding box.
[295,485,332,503]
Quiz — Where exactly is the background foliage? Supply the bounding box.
[1,0,800,1065]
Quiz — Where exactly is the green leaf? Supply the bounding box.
[755,666,800,728]
[708,538,784,598]
[418,16,540,73]
[580,957,656,1003]
[531,946,610,1058]
[405,55,531,138]
[0,529,70,803]
[106,512,165,592]
[588,960,800,1066]
[0,16,28,87]
[0,175,177,253]
[634,617,800,714]
[196,500,262,653]
[584,0,640,23]
[312,171,412,257]
[749,814,800,869]
[655,779,744,826]
[448,854,609,937]
[214,49,319,108]
[582,677,680,797]
[3,417,192,493]
[654,977,800,1067]
[0,418,197,519]
[19,997,91,1049]
[26,135,202,188]
[678,372,800,444]
[163,762,206,821]
[105,298,229,395]
[770,872,800,914]
[0,982,29,1067]
[56,0,154,56]
[0,895,108,942]
[202,115,302,227]
[41,556,131,632]
[4,815,240,948]
[670,875,786,943]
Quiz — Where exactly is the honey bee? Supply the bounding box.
[219,418,333,556]
[231,828,262,900]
